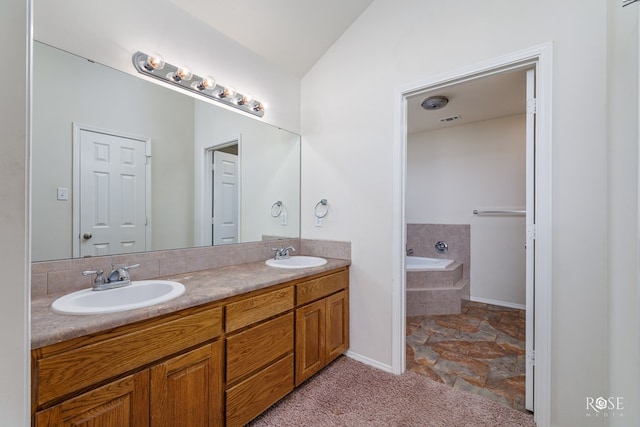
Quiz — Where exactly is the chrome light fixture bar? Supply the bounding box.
[132,51,265,117]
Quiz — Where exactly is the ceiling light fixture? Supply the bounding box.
[421,95,449,111]
[132,51,265,117]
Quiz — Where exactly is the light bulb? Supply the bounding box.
[170,66,192,82]
[193,75,216,91]
[238,94,253,105]
[252,101,265,112]
[143,54,165,71]
[220,86,236,98]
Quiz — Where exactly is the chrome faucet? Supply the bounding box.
[83,263,140,291]
[271,245,296,260]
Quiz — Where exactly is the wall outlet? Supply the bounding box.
[315,216,323,227]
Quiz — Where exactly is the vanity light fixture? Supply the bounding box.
[132,51,265,117]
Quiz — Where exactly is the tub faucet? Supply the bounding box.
[272,245,296,260]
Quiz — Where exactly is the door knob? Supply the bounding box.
[83,233,93,240]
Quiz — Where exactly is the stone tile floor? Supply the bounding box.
[406,300,529,412]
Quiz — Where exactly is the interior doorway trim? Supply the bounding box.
[392,42,552,426]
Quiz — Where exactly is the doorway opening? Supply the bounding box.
[394,43,553,425]
[204,142,239,246]
[404,67,532,411]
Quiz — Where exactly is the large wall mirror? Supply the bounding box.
[32,42,301,262]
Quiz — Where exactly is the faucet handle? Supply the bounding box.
[82,269,105,285]
[118,264,140,282]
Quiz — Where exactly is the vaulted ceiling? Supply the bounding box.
[169,0,374,77]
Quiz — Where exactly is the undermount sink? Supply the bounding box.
[265,256,327,269]
[51,280,186,315]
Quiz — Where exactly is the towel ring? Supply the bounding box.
[314,199,328,219]
[271,201,283,218]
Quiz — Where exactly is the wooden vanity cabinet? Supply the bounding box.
[295,269,349,385]
[32,266,349,426]
[32,305,224,427]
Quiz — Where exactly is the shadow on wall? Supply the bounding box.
[406,224,470,279]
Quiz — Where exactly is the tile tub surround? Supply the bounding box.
[406,265,470,316]
[406,224,470,279]
[31,238,350,297]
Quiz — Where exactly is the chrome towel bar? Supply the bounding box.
[473,209,526,216]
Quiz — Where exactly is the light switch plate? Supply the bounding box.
[57,187,69,201]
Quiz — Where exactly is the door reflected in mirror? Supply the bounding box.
[32,41,300,262]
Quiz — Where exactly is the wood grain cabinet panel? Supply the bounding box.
[36,306,223,406]
[226,312,294,384]
[226,286,294,333]
[226,354,294,427]
[35,370,149,427]
[150,341,223,427]
[296,269,348,306]
[295,299,326,385]
[326,290,350,362]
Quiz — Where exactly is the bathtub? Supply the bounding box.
[405,256,454,271]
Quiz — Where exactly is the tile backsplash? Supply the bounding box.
[32,238,350,297]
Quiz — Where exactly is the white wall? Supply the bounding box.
[301,0,617,425]
[407,115,526,306]
[33,0,300,134]
[32,42,195,261]
[0,0,30,424]
[193,103,300,244]
[607,1,639,425]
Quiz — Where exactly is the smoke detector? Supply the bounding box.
[421,95,449,110]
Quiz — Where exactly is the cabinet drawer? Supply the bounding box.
[226,286,294,333]
[226,354,294,427]
[226,312,293,384]
[36,306,223,406]
[296,269,348,306]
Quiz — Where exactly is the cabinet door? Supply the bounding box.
[295,299,326,385]
[150,341,223,427]
[35,370,149,427]
[326,290,349,363]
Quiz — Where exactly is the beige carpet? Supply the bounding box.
[250,357,535,427]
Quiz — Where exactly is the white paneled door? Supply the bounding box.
[75,126,149,257]
[212,150,239,245]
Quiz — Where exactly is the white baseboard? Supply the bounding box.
[345,350,395,374]
[469,296,526,310]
